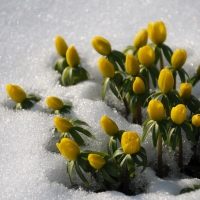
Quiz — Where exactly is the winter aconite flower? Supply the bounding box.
[46,96,64,110]
[54,116,73,133]
[171,104,187,125]
[171,48,187,70]
[91,36,111,56]
[56,138,80,161]
[192,114,200,127]
[133,29,148,49]
[158,68,174,94]
[98,58,115,78]
[148,21,167,45]
[138,45,155,67]
[88,154,106,170]
[147,99,165,122]
[132,77,145,94]
[55,36,68,57]
[179,83,192,100]
[6,84,27,103]
[66,46,80,67]
[121,131,140,154]
[125,54,140,76]
[100,115,119,136]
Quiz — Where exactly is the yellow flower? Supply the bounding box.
[100,115,119,136]
[158,68,174,94]
[6,84,27,103]
[171,104,187,125]
[147,100,165,121]
[66,46,80,67]
[56,138,80,161]
[133,29,148,49]
[121,131,140,154]
[55,36,68,57]
[148,21,167,45]
[138,45,155,67]
[98,58,115,78]
[46,96,64,110]
[179,83,192,100]
[197,65,200,77]
[91,36,111,56]
[54,116,73,132]
[132,77,145,94]
[88,154,106,170]
[192,114,200,127]
[125,54,140,76]
[171,48,187,70]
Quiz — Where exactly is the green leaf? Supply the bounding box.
[26,94,41,102]
[111,53,125,71]
[73,126,95,139]
[112,148,124,158]
[54,57,68,74]
[109,79,121,100]
[130,95,139,114]
[152,123,159,147]
[21,99,34,109]
[107,55,119,71]
[142,121,155,142]
[67,67,74,85]
[177,68,186,83]
[154,46,161,65]
[82,150,108,158]
[180,187,195,194]
[102,77,110,100]
[69,118,90,127]
[126,155,135,178]
[61,67,70,86]
[148,66,158,88]
[193,184,200,190]
[74,161,89,184]
[112,50,126,61]
[122,78,133,94]
[100,168,117,183]
[67,160,74,184]
[161,44,173,64]
[104,164,120,178]
[96,170,107,190]
[69,129,85,146]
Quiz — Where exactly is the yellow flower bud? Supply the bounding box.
[6,84,27,103]
[125,54,140,76]
[148,21,167,45]
[192,114,200,127]
[133,29,148,49]
[171,48,187,70]
[88,154,106,170]
[197,65,200,77]
[56,138,80,161]
[98,58,115,78]
[171,104,187,125]
[138,45,155,67]
[179,83,192,100]
[54,116,73,133]
[158,68,174,94]
[147,100,165,121]
[46,96,64,110]
[55,36,68,57]
[100,115,119,136]
[91,36,111,56]
[132,77,145,94]
[121,131,140,154]
[66,46,80,67]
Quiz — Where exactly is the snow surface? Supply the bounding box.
[1,0,200,199]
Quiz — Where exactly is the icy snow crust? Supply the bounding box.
[1,0,200,199]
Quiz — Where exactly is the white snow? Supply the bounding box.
[1,0,200,199]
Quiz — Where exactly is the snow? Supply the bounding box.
[1,0,200,199]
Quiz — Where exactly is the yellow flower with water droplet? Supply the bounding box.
[88,154,106,169]
[6,84,27,103]
[54,116,73,133]
[91,36,111,56]
[148,21,167,45]
[121,131,140,154]
[56,138,80,161]
[55,36,68,57]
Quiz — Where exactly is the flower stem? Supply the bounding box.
[132,103,142,125]
[157,133,163,178]
[123,97,130,117]
[178,135,183,171]
[160,52,164,71]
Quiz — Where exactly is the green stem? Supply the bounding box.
[178,135,183,171]
[123,97,130,117]
[173,73,177,90]
[132,103,142,125]
[157,133,163,178]
[121,162,131,195]
[165,96,170,118]
[160,52,164,71]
